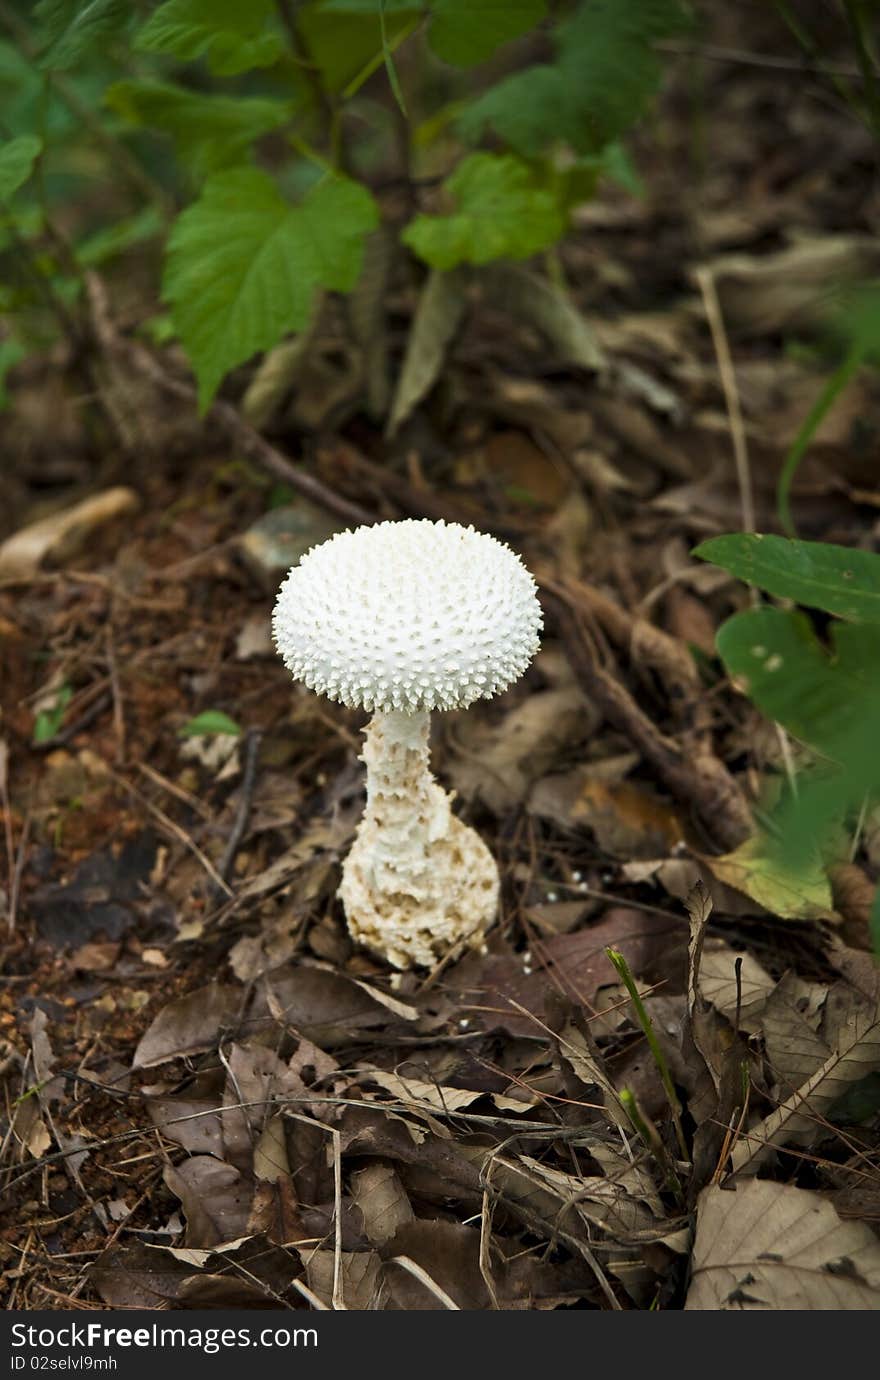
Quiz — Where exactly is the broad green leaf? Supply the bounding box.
[706,834,833,921]
[459,66,576,158]
[179,710,242,737]
[717,608,880,759]
[428,0,547,68]
[299,4,418,94]
[36,0,130,70]
[717,608,880,864]
[105,80,292,179]
[135,0,284,76]
[460,0,690,155]
[696,534,880,624]
[163,169,378,409]
[402,153,564,269]
[0,135,42,201]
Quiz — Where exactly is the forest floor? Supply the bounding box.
[2,19,880,1311]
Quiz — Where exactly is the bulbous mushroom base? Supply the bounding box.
[338,710,499,970]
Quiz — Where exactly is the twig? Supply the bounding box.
[545,588,753,850]
[658,40,864,80]
[695,267,755,536]
[386,1256,460,1309]
[94,756,233,897]
[215,729,262,891]
[8,815,30,937]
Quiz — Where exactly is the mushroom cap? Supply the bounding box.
[272,518,542,713]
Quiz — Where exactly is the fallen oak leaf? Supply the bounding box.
[686,1179,880,1310]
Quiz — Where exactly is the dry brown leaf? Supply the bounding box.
[381,1220,489,1311]
[387,268,468,436]
[483,263,605,372]
[253,1113,289,1183]
[350,1164,414,1246]
[133,985,243,1069]
[366,1070,484,1115]
[732,995,880,1171]
[698,940,775,1034]
[163,1157,253,1248]
[304,1247,382,1310]
[453,910,685,1039]
[257,964,398,1046]
[686,1179,880,1310]
[449,685,594,815]
[761,971,831,1093]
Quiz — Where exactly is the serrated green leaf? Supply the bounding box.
[0,135,42,201]
[135,0,284,76]
[105,80,292,179]
[460,0,690,155]
[402,153,564,269]
[696,534,880,624]
[36,0,130,70]
[428,0,546,68]
[162,169,379,409]
[179,710,242,737]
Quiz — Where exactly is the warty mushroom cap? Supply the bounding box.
[272,518,542,714]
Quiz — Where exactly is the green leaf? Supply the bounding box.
[0,135,42,201]
[135,0,285,76]
[696,534,880,624]
[460,0,690,155]
[428,0,547,68]
[33,684,73,744]
[402,153,564,269]
[105,80,292,179]
[179,710,242,737]
[0,338,25,410]
[717,608,880,760]
[36,0,130,70]
[162,168,379,409]
[707,833,833,921]
[76,207,164,268]
[717,608,880,863]
[299,3,419,94]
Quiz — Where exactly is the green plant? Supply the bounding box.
[0,0,692,413]
[695,533,880,952]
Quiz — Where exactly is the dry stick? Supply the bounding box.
[0,742,15,931]
[697,268,799,798]
[215,729,263,893]
[546,591,753,851]
[97,758,233,898]
[8,816,30,937]
[386,1256,461,1309]
[696,267,755,537]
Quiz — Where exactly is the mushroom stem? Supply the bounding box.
[339,709,500,970]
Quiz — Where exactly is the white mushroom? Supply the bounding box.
[272,518,542,969]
